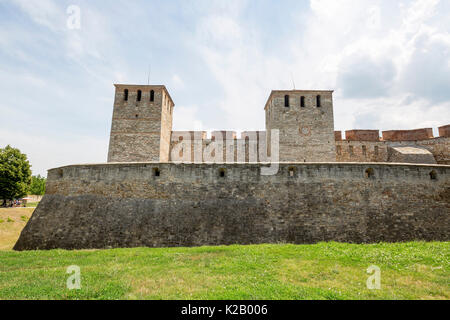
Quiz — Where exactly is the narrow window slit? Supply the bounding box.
[365,168,375,179]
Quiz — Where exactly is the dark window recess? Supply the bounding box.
[365,168,375,179]
[219,169,226,178]
[301,96,305,108]
[316,95,321,107]
[150,90,155,102]
[153,168,160,177]
[285,95,290,107]
[124,89,128,101]
[137,90,142,102]
[430,170,437,180]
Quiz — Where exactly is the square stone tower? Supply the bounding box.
[107,84,174,162]
[265,90,336,162]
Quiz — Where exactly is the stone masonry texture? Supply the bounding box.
[14,162,450,250]
[107,84,174,163]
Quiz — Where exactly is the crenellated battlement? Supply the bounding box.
[335,125,449,142]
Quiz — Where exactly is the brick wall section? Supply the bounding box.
[382,128,434,141]
[265,90,336,162]
[345,130,380,142]
[416,137,450,164]
[336,141,389,162]
[170,131,207,163]
[439,125,450,138]
[169,131,269,163]
[335,137,450,165]
[14,162,450,250]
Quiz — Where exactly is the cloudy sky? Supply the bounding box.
[0,0,449,176]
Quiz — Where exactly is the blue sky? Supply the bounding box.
[0,0,449,176]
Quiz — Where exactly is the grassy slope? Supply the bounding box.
[0,208,448,300]
[0,208,33,250]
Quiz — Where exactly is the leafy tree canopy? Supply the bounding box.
[30,175,46,196]
[0,145,32,201]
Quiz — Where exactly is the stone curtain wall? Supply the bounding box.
[14,162,450,250]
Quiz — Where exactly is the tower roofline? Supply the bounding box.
[114,84,175,106]
[264,89,334,110]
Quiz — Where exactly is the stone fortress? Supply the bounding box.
[14,84,450,250]
[107,85,449,165]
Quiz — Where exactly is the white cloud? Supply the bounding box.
[300,0,450,130]
[10,0,63,31]
[0,129,108,177]
[172,105,204,131]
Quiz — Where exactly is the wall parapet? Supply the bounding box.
[439,125,450,138]
[345,130,380,142]
[382,128,434,141]
[336,125,449,142]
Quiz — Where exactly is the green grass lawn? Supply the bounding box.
[0,242,448,300]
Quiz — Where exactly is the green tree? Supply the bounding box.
[29,174,46,195]
[0,145,32,205]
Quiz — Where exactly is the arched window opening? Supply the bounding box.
[284,95,290,107]
[150,90,155,102]
[429,170,437,180]
[124,89,128,101]
[300,96,305,108]
[316,95,321,107]
[137,90,142,102]
[153,168,160,177]
[219,168,226,178]
[365,168,375,179]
